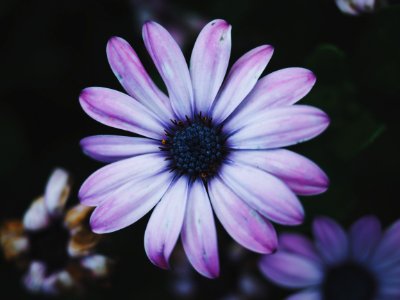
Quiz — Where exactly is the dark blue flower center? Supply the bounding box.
[161,115,226,178]
[28,220,70,274]
[322,262,377,300]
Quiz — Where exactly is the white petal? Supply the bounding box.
[224,67,316,133]
[142,21,194,120]
[44,168,70,216]
[181,179,219,278]
[211,45,274,124]
[79,153,168,205]
[106,36,174,121]
[229,149,329,195]
[227,105,329,150]
[219,162,304,225]
[79,87,165,139]
[80,135,160,163]
[145,176,190,269]
[190,19,231,114]
[90,170,175,233]
[23,198,51,231]
[208,176,278,253]
[81,254,111,278]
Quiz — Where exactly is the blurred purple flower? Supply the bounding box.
[335,0,378,15]
[169,243,269,300]
[130,0,207,48]
[79,19,330,278]
[0,169,112,296]
[259,216,400,299]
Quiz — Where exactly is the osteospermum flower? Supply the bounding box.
[335,0,377,15]
[169,243,269,299]
[259,216,400,300]
[0,169,111,295]
[79,19,330,278]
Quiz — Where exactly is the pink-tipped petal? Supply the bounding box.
[312,217,349,265]
[259,252,323,288]
[287,289,322,300]
[190,19,232,114]
[229,149,329,195]
[208,176,278,254]
[371,219,400,271]
[219,162,304,225]
[349,215,382,263]
[224,68,316,132]
[44,168,70,216]
[142,21,194,120]
[279,233,322,264]
[106,36,173,122]
[80,135,160,163]
[227,105,329,150]
[181,180,219,278]
[211,45,274,124]
[144,176,190,269]
[79,87,164,139]
[90,170,174,233]
[79,153,167,205]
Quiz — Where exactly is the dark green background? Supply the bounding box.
[1,0,399,299]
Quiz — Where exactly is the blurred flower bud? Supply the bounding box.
[335,0,386,15]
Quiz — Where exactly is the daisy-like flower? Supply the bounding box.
[335,0,377,15]
[0,169,111,296]
[79,19,330,278]
[259,216,400,300]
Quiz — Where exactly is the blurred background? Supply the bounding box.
[1,0,399,299]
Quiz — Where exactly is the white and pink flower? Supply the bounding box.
[79,19,330,278]
[0,169,112,295]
